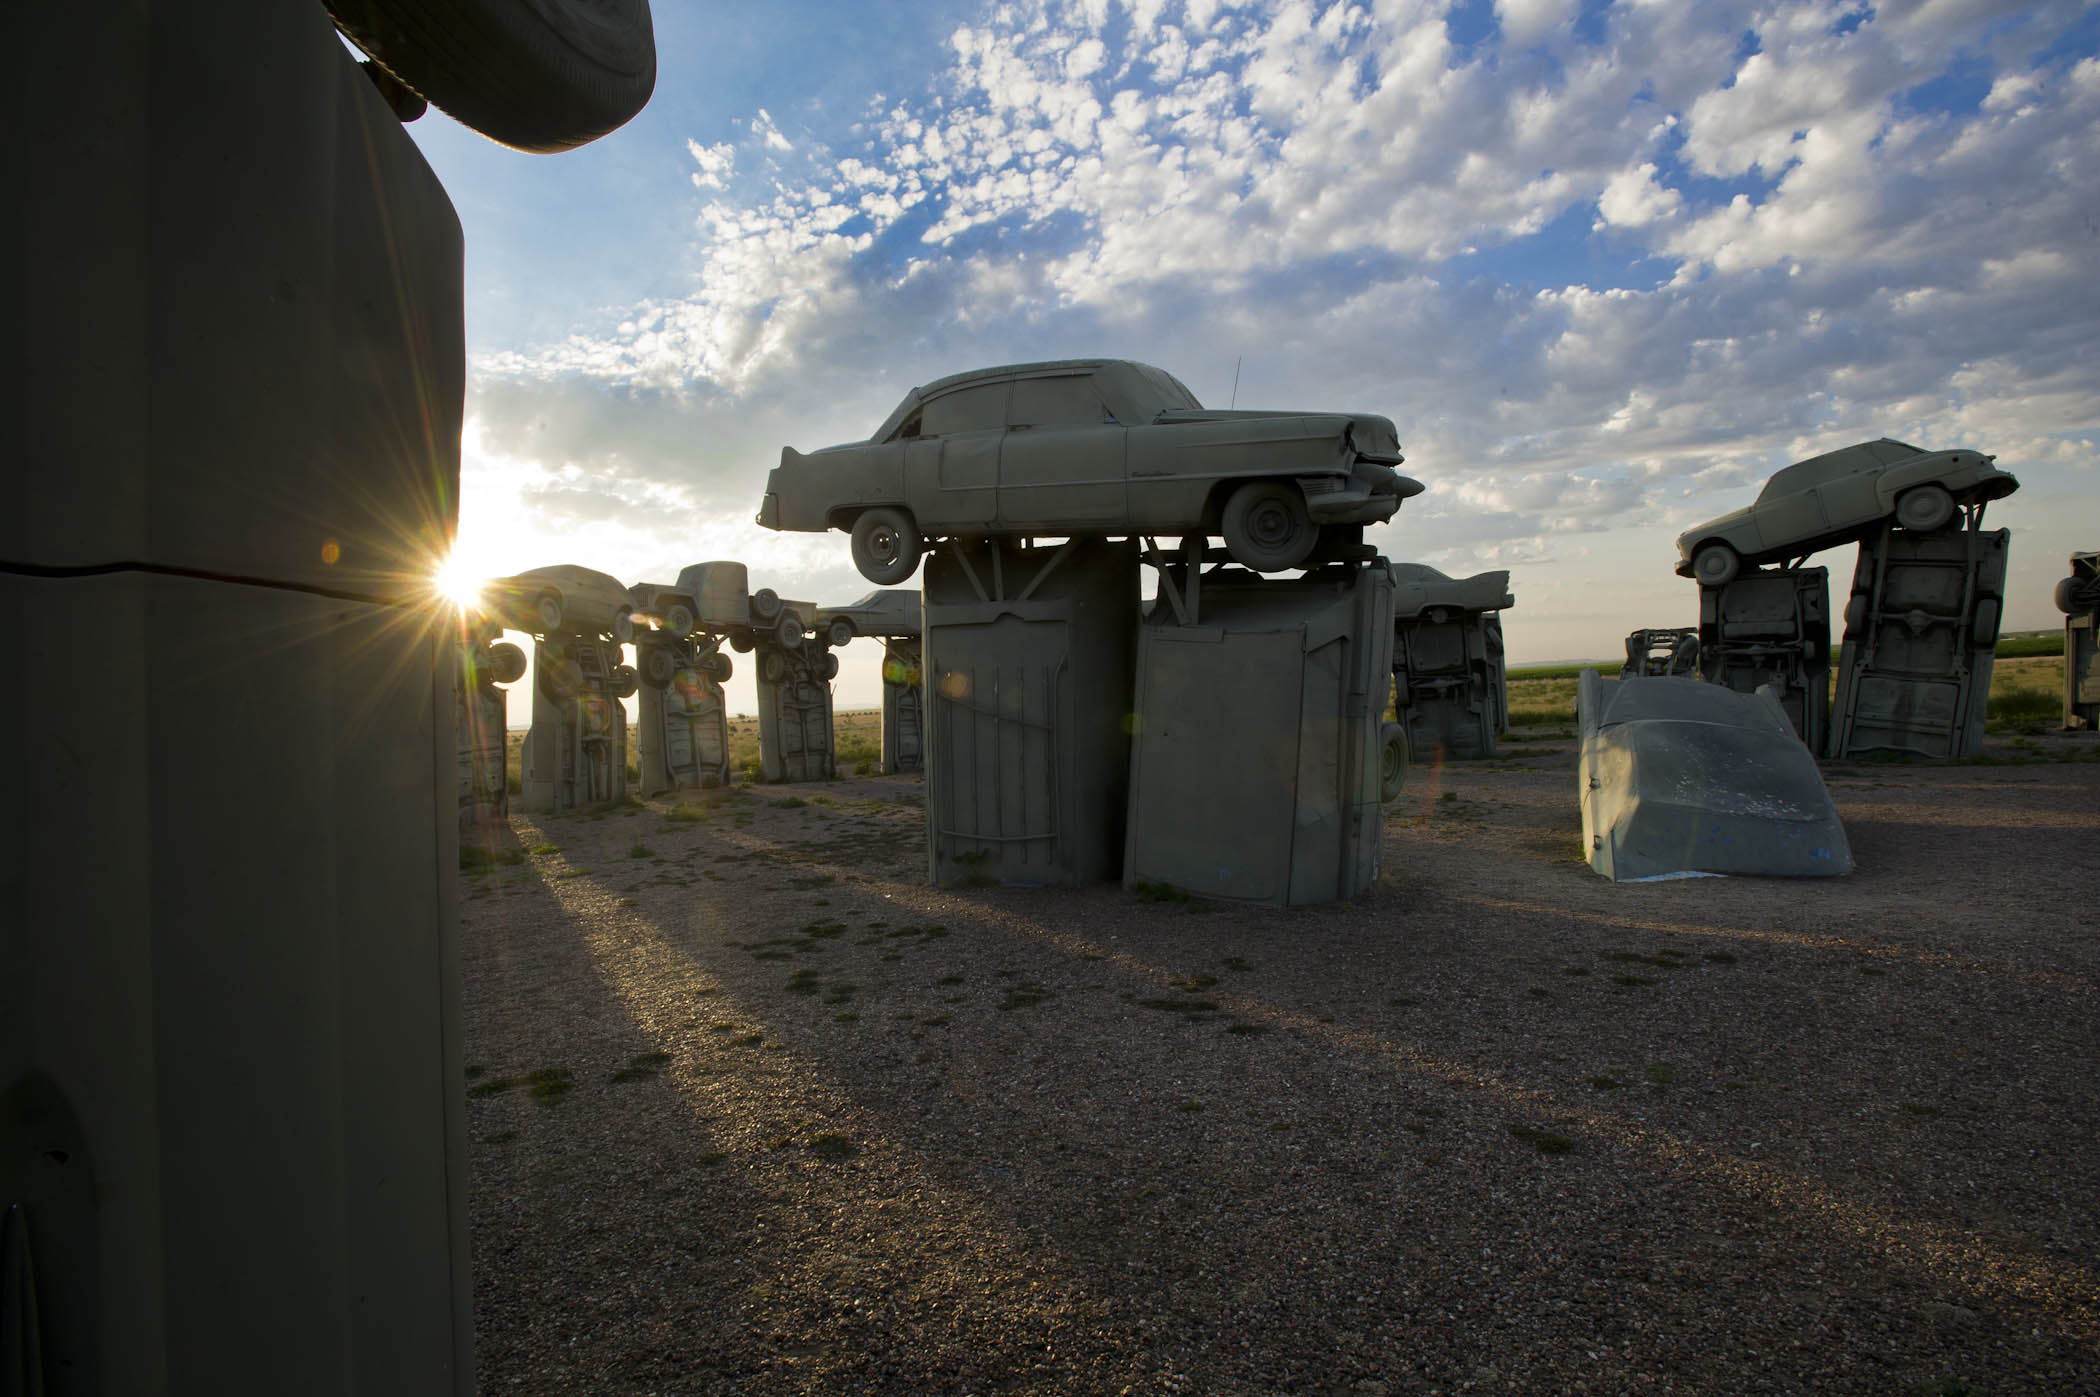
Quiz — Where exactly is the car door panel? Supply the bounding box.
[999,424,1126,529]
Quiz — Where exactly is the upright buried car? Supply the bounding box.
[757,359,1423,583]
[1675,438,2017,587]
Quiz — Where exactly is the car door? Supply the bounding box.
[904,381,1008,529]
[997,371,1128,530]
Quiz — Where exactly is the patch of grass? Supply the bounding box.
[695,1151,727,1166]
[1439,790,1458,803]
[832,1011,859,1023]
[663,804,707,823]
[807,1132,857,1161]
[466,1077,516,1099]
[459,844,524,873]
[1221,956,1251,972]
[1587,1075,1622,1091]
[481,1130,516,1144]
[1702,950,1738,964]
[1135,996,1220,1019]
[935,973,965,986]
[822,984,857,1004]
[527,843,561,856]
[801,920,847,938]
[1602,949,1692,969]
[1175,1100,1205,1113]
[1180,973,1219,991]
[610,1050,673,1083]
[628,843,656,859]
[1509,1124,1576,1155]
[997,982,1053,1011]
[1133,880,1193,903]
[523,1067,574,1104]
[1644,1063,1674,1087]
[1561,966,1591,977]
[1526,986,1550,998]
[735,1032,765,1047]
[1610,973,1659,988]
[785,969,822,995]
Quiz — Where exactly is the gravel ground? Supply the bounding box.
[460,728,2100,1395]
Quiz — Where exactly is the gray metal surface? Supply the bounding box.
[1577,672,1852,881]
[1388,565,1514,762]
[635,640,733,794]
[2060,551,2099,731]
[1697,568,1831,754]
[4,4,472,1388]
[1830,526,2010,759]
[1622,628,1701,678]
[923,537,1138,886]
[759,360,1421,580]
[1126,561,1396,905]
[457,627,523,829]
[523,635,635,811]
[755,643,837,784]
[881,639,927,774]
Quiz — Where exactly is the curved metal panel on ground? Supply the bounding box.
[1577,673,1851,882]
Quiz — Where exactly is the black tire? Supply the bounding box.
[610,607,635,644]
[640,646,676,688]
[774,612,803,649]
[1691,542,1740,589]
[815,651,840,681]
[760,650,787,684]
[662,602,695,639]
[324,0,658,154]
[828,617,856,649]
[2053,576,2082,615]
[1221,481,1317,571]
[752,588,781,621]
[486,641,527,685]
[701,653,733,682]
[1970,598,2001,651]
[1379,722,1409,802]
[851,507,923,585]
[535,591,564,633]
[610,665,639,700]
[728,629,754,653]
[1895,483,1954,533]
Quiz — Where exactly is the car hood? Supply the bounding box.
[1676,501,1759,555]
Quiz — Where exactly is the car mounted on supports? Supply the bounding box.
[756,358,1424,584]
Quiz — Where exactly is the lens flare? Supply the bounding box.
[433,553,489,611]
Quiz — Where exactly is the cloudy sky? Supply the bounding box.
[404,0,2100,713]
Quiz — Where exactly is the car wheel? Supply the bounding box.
[324,0,657,154]
[728,628,753,652]
[1895,483,1955,533]
[2058,577,2085,615]
[486,641,527,686]
[610,665,639,700]
[851,508,924,585]
[815,651,840,681]
[662,602,695,639]
[535,591,564,633]
[774,612,803,649]
[1221,481,1318,571]
[751,588,781,621]
[702,653,733,682]
[1379,722,1409,802]
[828,617,856,649]
[640,646,676,688]
[760,650,787,685]
[1690,542,1740,589]
[1970,598,2001,651]
[611,607,635,644]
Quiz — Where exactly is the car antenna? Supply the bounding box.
[1229,355,1242,409]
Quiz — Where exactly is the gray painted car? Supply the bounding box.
[814,589,921,648]
[757,358,1424,583]
[1675,438,2016,587]
[486,564,636,641]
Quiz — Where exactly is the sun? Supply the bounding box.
[432,552,490,612]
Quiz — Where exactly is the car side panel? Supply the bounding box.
[1124,417,1346,530]
[998,424,1127,529]
[907,431,999,529]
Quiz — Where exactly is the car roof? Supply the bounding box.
[1756,437,1924,501]
[869,358,1187,440]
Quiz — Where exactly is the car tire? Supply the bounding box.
[1895,483,1955,533]
[1379,722,1409,803]
[828,617,856,649]
[760,650,787,684]
[702,652,733,682]
[662,602,695,639]
[640,646,676,688]
[535,591,564,633]
[729,629,754,653]
[774,612,803,649]
[611,607,635,644]
[1690,543,1740,589]
[1222,481,1318,571]
[324,0,658,154]
[2058,577,2085,615]
[851,507,924,585]
[486,641,527,685]
[815,651,840,681]
[1970,598,2001,651]
[751,588,781,621]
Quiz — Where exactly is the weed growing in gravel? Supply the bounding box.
[482,1131,515,1145]
[997,981,1053,1011]
[1175,1100,1205,1112]
[1645,1064,1674,1087]
[610,1051,672,1083]
[771,795,807,809]
[936,973,965,986]
[822,984,857,1004]
[1610,973,1659,988]
[1134,995,1220,1021]
[466,1077,515,1099]
[523,1067,574,1104]
[1221,956,1251,972]
[1133,880,1193,903]
[553,868,592,880]
[1900,1102,1944,1118]
[1509,1124,1575,1155]
[785,969,822,995]
[1588,1075,1622,1090]
[628,843,655,858]
[1703,950,1738,964]
[1602,949,1691,969]
[735,1032,765,1047]
[807,1132,857,1161]
[832,1011,859,1023]
[1561,966,1591,977]
[528,843,560,856]
[802,920,846,938]
[1527,987,1550,998]
[1180,973,1219,991]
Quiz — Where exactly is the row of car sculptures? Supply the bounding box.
[464,358,2083,896]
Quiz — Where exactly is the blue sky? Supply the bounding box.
[403,0,2100,712]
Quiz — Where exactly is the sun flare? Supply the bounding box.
[432,553,490,612]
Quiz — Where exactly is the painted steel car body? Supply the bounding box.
[814,589,921,646]
[756,359,1421,573]
[1675,438,2016,585]
[485,564,635,641]
[629,561,814,648]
